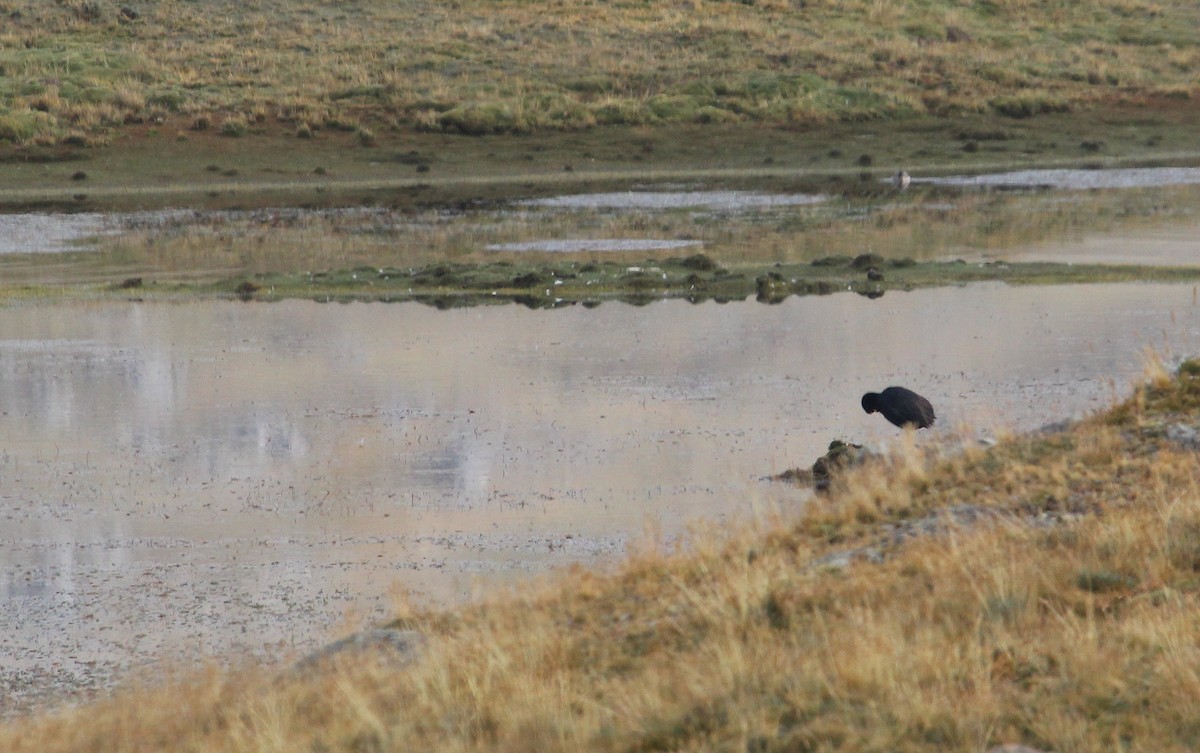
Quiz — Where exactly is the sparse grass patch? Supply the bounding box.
[990,91,1073,118]
[219,114,250,137]
[0,109,55,143]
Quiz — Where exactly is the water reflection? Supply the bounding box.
[2,284,1200,709]
[522,190,826,209]
[0,213,117,254]
[923,166,1200,190]
[978,221,1200,267]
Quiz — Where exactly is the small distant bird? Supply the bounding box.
[861,386,935,429]
[893,170,911,190]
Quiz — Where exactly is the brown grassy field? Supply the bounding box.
[1,0,1197,147]
[3,0,1197,216]
[5,358,1200,752]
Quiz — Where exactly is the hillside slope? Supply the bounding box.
[1,0,1197,145]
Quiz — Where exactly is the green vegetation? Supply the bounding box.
[0,0,1197,147]
[7,359,1200,751]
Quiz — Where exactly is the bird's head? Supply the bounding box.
[861,392,879,414]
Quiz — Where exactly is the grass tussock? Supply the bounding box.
[7,360,1200,750]
[0,0,1198,145]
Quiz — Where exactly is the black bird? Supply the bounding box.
[861,386,936,429]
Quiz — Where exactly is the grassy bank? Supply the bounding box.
[1,1,1197,221]
[6,359,1200,751]
[1,0,1198,148]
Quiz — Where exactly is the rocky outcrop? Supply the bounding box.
[289,628,424,675]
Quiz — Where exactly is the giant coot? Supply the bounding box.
[861,386,935,429]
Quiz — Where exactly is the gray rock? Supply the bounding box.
[811,546,883,571]
[809,505,1010,571]
[1036,419,1074,435]
[878,504,1003,547]
[810,550,856,571]
[770,440,877,491]
[289,628,424,674]
[811,440,876,492]
[1166,423,1200,450]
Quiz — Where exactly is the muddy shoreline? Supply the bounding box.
[4,110,1199,214]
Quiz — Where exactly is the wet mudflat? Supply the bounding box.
[4,281,1200,714]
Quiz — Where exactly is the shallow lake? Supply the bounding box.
[973,221,1200,267]
[3,280,1200,711]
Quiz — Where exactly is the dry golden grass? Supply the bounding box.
[1,0,1198,145]
[5,359,1200,751]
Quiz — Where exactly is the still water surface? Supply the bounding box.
[3,282,1200,709]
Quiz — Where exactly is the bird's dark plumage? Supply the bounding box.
[861,386,936,429]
